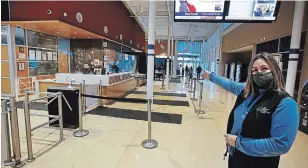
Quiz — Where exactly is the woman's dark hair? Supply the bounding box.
[244,52,285,97]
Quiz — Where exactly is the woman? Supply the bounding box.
[201,53,299,168]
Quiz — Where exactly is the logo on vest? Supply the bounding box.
[256,107,270,114]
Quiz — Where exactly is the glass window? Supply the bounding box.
[279,35,291,52]
[58,38,70,51]
[15,27,25,45]
[1,25,8,44]
[27,30,57,49]
[256,39,279,53]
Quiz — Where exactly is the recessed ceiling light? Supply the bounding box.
[88,37,91,38]
[74,32,76,34]
[54,26,57,28]
[73,37,75,39]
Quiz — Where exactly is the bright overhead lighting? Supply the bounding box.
[54,25,57,28]
[72,37,75,39]
[88,37,91,38]
[74,32,76,34]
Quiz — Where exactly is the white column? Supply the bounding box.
[7,25,17,97]
[166,16,171,84]
[286,1,305,96]
[173,40,178,75]
[146,1,156,100]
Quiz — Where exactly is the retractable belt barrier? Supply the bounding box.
[80,94,147,103]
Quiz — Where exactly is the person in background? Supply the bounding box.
[179,0,196,13]
[185,65,189,77]
[189,66,193,81]
[196,65,202,79]
[182,67,185,77]
[202,53,299,168]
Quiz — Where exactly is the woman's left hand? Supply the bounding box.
[224,134,238,147]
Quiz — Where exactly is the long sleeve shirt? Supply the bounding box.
[209,72,299,157]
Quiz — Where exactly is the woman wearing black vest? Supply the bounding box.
[202,53,299,168]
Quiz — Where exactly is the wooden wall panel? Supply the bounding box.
[1,78,11,94]
[1,45,9,60]
[59,52,68,73]
[1,62,10,77]
[39,82,67,93]
[101,78,137,105]
[36,75,55,80]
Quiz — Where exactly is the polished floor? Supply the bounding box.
[3,78,308,168]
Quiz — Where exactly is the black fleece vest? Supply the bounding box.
[226,89,291,168]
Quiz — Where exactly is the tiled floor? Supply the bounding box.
[3,78,308,168]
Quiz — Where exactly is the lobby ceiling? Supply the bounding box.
[123,1,217,41]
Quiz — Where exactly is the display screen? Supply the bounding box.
[225,0,279,21]
[174,0,226,21]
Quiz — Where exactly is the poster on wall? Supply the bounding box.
[42,51,47,60]
[29,49,36,60]
[52,52,57,61]
[36,50,42,60]
[47,52,52,60]
[18,52,25,59]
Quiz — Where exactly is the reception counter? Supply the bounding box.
[37,72,146,107]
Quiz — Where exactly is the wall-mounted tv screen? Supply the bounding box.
[174,0,226,22]
[224,0,281,22]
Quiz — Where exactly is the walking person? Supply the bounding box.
[189,66,193,81]
[202,53,299,168]
[196,65,202,79]
[185,65,189,77]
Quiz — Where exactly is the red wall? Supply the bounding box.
[10,1,145,50]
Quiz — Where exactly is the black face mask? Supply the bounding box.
[252,72,273,89]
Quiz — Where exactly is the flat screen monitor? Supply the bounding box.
[224,0,281,22]
[174,0,226,22]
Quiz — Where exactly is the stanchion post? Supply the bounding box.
[58,93,64,141]
[73,82,89,137]
[190,78,198,101]
[98,80,102,106]
[195,82,205,114]
[188,76,193,92]
[82,80,86,114]
[2,100,13,166]
[161,73,165,89]
[9,96,25,167]
[24,92,35,162]
[142,99,158,149]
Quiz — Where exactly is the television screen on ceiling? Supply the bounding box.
[224,0,281,22]
[174,0,226,22]
[173,0,281,23]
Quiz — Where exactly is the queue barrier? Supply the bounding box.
[1,96,24,167]
[190,78,198,101]
[24,91,66,162]
[78,80,157,149]
[195,81,205,114]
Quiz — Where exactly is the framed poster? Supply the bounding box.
[42,51,47,60]
[18,62,25,71]
[47,52,52,60]
[36,50,42,60]
[28,49,36,60]
[52,52,58,61]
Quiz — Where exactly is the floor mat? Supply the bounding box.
[169,79,181,83]
[132,91,186,97]
[88,107,182,124]
[153,99,189,106]
[16,101,48,111]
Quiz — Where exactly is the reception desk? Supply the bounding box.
[37,72,146,107]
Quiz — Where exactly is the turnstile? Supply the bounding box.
[299,81,308,135]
